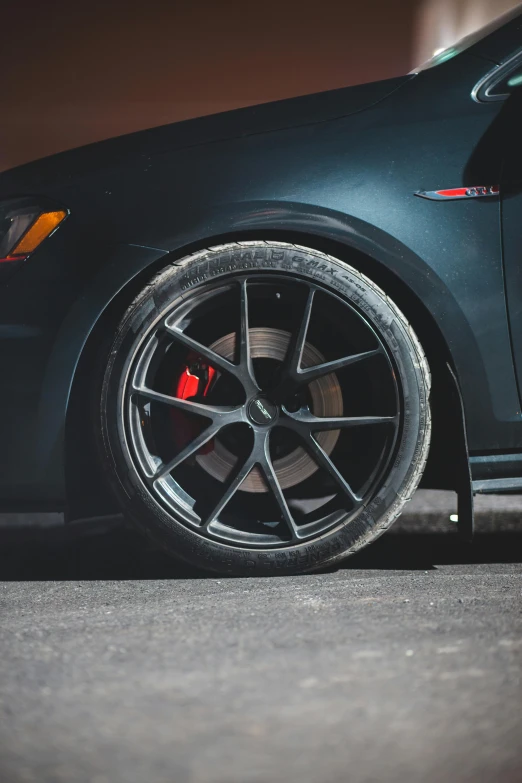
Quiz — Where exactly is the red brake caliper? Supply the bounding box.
[171,352,217,455]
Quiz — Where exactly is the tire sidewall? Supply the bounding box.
[99,242,429,576]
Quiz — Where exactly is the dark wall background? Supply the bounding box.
[1,0,418,172]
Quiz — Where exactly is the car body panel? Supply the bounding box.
[0,76,411,192]
[1,13,522,507]
[500,88,522,408]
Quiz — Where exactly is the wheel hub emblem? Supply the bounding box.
[248,397,278,426]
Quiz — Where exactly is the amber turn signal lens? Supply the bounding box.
[10,210,68,255]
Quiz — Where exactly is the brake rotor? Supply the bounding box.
[195,328,343,492]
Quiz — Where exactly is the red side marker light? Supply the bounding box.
[415,186,500,201]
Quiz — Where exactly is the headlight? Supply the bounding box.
[0,197,68,263]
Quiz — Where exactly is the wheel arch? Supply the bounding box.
[63,229,471,523]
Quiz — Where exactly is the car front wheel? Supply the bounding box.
[99,241,431,575]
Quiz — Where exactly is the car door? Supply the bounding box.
[494,55,522,398]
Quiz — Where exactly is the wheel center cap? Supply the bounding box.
[248,397,278,426]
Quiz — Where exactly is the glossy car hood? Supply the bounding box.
[0,75,412,191]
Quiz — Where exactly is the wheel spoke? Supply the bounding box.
[270,287,315,401]
[132,385,240,421]
[301,431,361,508]
[286,287,315,374]
[258,432,301,541]
[282,408,399,432]
[201,451,257,529]
[296,347,382,384]
[238,279,259,394]
[162,322,240,378]
[154,423,221,479]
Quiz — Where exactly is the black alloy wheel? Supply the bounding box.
[99,242,431,575]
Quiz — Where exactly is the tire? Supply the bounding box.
[98,241,431,576]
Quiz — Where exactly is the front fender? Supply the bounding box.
[36,243,168,497]
[38,199,493,500]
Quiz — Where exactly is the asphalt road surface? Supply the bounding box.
[1,491,521,783]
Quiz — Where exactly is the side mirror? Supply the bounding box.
[474,54,522,103]
[490,67,522,99]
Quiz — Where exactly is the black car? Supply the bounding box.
[1,8,521,576]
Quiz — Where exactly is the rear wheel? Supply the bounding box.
[99,242,431,575]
